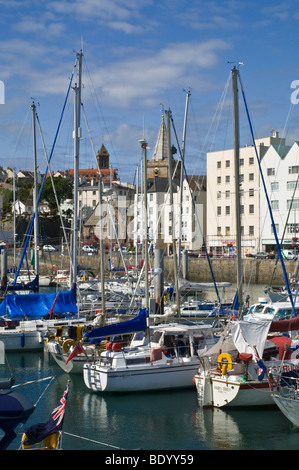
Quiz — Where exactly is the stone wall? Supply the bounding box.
[10,252,295,286]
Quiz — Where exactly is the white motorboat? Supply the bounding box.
[0,319,45,351]
[244,300,299,323]
[193,319,299,408]
[83,316,218,393]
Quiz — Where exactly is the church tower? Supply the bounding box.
[96,144,110,169]
[147,113,181,184]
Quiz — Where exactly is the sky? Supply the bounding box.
[1,0,299,184]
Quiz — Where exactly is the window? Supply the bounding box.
[240,158,244,166]
[240,205,244,214]
[271,224,279,234]
[217,161,221,169]
[225,226,230,236]
[226,175,230,183]
[267,168,275,176]
[249,204,254,214]
[249,157,254,165]
[249,188,254,196]
[289,166,299,174]
[225,206,230,215]
[249,226,254,235]
[217,226,221,235]
[225,190,230,198]
[239,174,244,182]
[287,199,299,210]
[288,223,299,234]
[217,176,221,184]
[240,226,244,235]
[149,194,153,201]
[225,160,230,168]
[217,206,221,216]
[217,191,221,199]
[271,200,279,211]
[271,182,279,191]
[249,173,254,181]
[287,181,297,190]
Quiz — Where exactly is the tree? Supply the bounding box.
[40,176,73,217]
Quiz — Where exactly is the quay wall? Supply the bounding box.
[9,253,295,287]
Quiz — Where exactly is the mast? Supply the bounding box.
[71,50,83,285]
[166,109,180,318]
[139,138,149,314]
[232,66,243,313]
[178,89,191,266]
[98,169,106,323]
[31,101,39,279]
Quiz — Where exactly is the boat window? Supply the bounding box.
[151,331,163,343]
[264,307,275,314]
[126,357,151,365]
[133,332,145,342]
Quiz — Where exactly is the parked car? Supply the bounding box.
[82,245,97,253]
[255,252,268,259]
[43,244,57,252]
[282,250,297,260]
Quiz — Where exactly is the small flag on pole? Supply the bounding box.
[22,382,69,447]
[65,342,85,365]
[253,345,267,381]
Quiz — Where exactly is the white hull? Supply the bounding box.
[194,360,299,408]
[0,329,44,351]
[83,359,199,392]
[272,394,299,426]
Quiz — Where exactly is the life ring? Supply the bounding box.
[217,352,233,375]
[95,309,102,316]
[62,339,76,353]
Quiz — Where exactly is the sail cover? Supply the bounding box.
[85,308,147,340]
[0,287,78,319]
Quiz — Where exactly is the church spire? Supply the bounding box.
[152,113,168,161]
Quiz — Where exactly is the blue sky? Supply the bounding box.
[1,0,299,183]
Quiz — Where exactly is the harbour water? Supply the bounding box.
[3,283,299,452]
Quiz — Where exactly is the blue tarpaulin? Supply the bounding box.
[0,286,78,319]
[84,308,148,340]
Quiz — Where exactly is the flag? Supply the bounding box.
[23,383,69,446]
[65,341,85,365]
[253,346,267,381]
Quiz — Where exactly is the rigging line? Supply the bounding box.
[81,104,132,284]
[63,431,125,450]
[239,73,296,316]
[13,70,74,286]
[35,113,72,264]
[9,107,31,163]
[82,57,120,171]
[170,112,221,304]
[269,174,299,287]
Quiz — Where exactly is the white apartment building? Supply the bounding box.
[260,140,299,251]
[206,131,285,256]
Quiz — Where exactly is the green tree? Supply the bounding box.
[40,176,73,217]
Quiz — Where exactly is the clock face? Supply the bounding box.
[154,167,160,176]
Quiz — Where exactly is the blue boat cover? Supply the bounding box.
[0,286,78,319]
[85,308,147,340]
